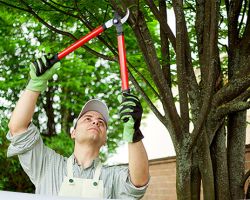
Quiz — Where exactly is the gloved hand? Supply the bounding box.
[26,55,60,92]
[119,92,144,143]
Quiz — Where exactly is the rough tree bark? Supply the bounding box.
[1,0,249,199]
[112,1,250,199]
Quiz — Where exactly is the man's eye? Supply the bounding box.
[85,117,91,121]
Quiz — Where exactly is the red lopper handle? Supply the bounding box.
[117,34,129,93]
[57,26,105,60]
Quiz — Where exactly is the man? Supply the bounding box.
[6,56,149,199]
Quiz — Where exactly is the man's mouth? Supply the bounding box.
[88,127,99,133]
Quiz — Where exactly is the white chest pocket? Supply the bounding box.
[58,156,104,198]
[58,177,104,198]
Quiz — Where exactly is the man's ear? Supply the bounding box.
[101,139,106,146]
[102,134,107,146]
[71,128,76,139]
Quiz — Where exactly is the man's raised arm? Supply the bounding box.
[128,141,149,187]
[8,56,60,136]
[119,92,150,187]
[8,90,40,136]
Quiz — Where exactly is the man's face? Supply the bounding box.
[71,111,107,147]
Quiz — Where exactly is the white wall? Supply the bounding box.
[107,104,249,165]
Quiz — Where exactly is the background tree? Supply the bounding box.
[0,0,249,199]
[0,1,130,192]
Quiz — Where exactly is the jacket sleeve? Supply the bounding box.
[6,123,64,187]
[112,165,149,199]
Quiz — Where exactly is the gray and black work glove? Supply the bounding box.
[26,55,60,92]
[119,92,144,143]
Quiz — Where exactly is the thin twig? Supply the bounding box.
[0,1,29,12]
[127,61,161,99]
[49,0,75,10]
[128,68,166,124]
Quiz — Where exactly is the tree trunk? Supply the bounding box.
[60,87,74,135]
[227,111,246,199]
[44,86,56,135]
[210,124,231,200]
[197,133,215,200]
[61,108,72,134]
[191,148,201,200]
[176,149,192,200]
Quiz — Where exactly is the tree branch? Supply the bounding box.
[184,1,196,12]
[216,100,250,118]
[241,169,250,187]
[78,1,161,99]
[49,0,75,10]
[76,0,162,103]
[0,1,29,12]
[128,68,166,125]
[73,0,118,57]
[227,0,242,46]
[16,0,115,61]
[172,0,200,124]
[172,0,191,133]
[241,0,250,44]
[159,0,172,88]
[41,0,118,59]
[84,46,116,61]
[145,0,176,52]
[127,61,161,100]
[212,72,250,107]
[116,0,182,139]
[225,0,230,13]
[213,87,250,119]
[74,1,161,102]
[233,86,250,102]
[189,0,220,150]
[41,0,79,19]
[238,0,247,37]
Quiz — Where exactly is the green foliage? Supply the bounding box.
[42,132,74,157]
[0,114,35,193]
[0,0,249,198]
[0,0,156,193]
[0,1,127,192]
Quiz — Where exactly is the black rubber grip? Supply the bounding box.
[48,54,59,66]
[33,54,59,77]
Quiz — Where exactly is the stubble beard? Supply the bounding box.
[76,130,102,146]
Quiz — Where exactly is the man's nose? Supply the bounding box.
[92,120,99,126]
